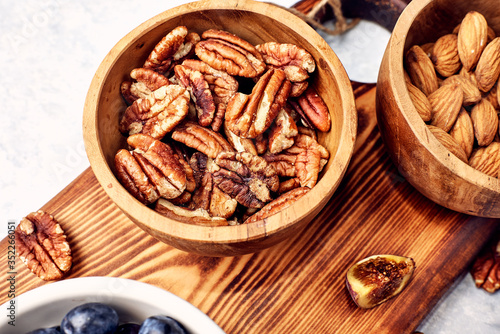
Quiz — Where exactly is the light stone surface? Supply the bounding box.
[1,0,498,332]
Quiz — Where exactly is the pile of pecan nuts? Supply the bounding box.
[114,26,332,226]
[405,11,500,177]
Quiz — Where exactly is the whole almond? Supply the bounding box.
[457,11,488,71]
[406,80,432,122]
[475,37,500,92]
[469,142,500,177]
[406,45,439,96]
[471,99,498,146]
[459,67,478,86]
[432,34,461,77]
[442,74,481,106]
[429,83,464,132]
[454,22,496,43]
[428,125,468,163]
[484,82,499,109]
[450,108,475,158]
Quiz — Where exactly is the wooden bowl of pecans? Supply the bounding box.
[377,0,500,217]
[83,0,357,256]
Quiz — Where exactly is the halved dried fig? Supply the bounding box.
[346,254,416,309]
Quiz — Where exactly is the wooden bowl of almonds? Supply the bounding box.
[377,0,500,217]
[83,0,357,256]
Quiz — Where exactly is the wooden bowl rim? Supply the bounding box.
[386,0,500,192]
[83,0,357,244]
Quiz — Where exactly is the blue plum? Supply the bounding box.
[60,302,119,334]
[138,315,187,334]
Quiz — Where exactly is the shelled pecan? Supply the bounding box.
[181,59,239,131]
[119,85,190,139]
[225,68,292,138]
[121,68,171,105]
[213,151,280,208]
[245,187,310,223]
[256,42,316,82]
[16,211,72,281]
[144,26,200,74]
[116,134,188,202]
[195,29,266,78]
[471,233,500,293]
[174,64,216,128]
[264,133,329,188]
[171,121,234,158]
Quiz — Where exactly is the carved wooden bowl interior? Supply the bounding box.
[83,0,357,256]
[377,0,500,217]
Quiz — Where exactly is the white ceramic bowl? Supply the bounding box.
[0,277,224,334]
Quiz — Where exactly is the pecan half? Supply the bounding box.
[264,133,329,188]
[121,68,171,105]
[126,134,188,199]
[115,149,160,204]
[278,177,301,194]
[224,123,258,155]
[155,198,228,226]
[471,234,500,293]
[245,187,310,223]
[171,121,234,158]
[174,64,216,128]
[168,144,197,205]
[190,173,238,219]
[195,29,266,78]
[144,26,200,74]
[15,211,72,281]
[181,59,239,131]
[291,86,331,132]
[268,107,299,154]
[189,152,219,187]
[256,42,316,82]
[119,85,190,140]
[225,68,292,138]
[213,151,280,208]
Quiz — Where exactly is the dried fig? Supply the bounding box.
[346,254,416,309]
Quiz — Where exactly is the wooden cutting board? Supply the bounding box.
[1,82,498,333]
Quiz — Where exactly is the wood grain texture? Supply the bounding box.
[1,83,498,333]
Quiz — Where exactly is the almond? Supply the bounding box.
[459,67,478,86]
[428,125,468,163]
[406,80,432,122]
[469,142,500,177]
[431,34,461,77]
[454,22,496,43]
[450,108,475,158]
[406,45,439,96]
[471,99,498,146]
[475,37,500,92]
[485,82,499,109]
[429,82,464,132]
[457,11,488,71]
[442,74,481,106]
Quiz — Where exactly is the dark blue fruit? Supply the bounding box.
[138,315,187,334]
[26,327,61,334]
[115,323,141,334]
[60,302,119,334]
